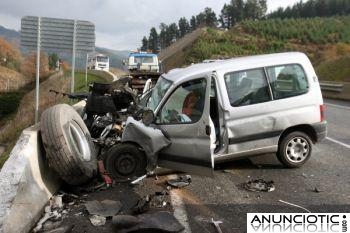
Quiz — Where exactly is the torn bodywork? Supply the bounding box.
[122,117,171,171]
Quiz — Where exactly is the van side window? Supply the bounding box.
[266,64,308,99]
[156,78,207,124]
[224,68,271,107]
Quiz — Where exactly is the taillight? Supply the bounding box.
[320,104,325,122]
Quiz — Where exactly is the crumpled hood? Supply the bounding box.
[122,117,171,171]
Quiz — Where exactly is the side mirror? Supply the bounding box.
[122,60,126,65]
[142,109,155,126]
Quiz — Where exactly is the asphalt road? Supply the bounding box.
[40,98,350,233]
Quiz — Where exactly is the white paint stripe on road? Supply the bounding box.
[168,175,192,233]
[325,103,350,111]
[326,137,350,149]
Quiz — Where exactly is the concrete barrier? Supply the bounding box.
[0,125,61,233]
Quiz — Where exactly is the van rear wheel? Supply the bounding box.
[277,131,312,168]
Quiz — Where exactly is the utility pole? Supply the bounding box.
[71,20,77,93]
[35,17,41,124]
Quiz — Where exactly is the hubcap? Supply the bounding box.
[68,121,91,161]
[285,136,309,163]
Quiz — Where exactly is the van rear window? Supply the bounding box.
[224,68,271,107]
[266,64,308,100]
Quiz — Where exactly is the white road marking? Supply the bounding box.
[325,103,350,111]
[326,137,350,149]
[168,175,192,233]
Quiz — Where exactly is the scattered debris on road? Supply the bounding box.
[84,199,122,217]
[278,199,311,213]
[112,211,184,233]
[211,218,223,233]
[89,215,106,226]
[131,174,147,185]
[313,187,324,193]
[132,195,151,214]
[167,175,192,188]
[243,179,275,192]
[33,197,66,232]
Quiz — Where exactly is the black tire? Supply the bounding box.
[40,104,97,185]
[277,131,313,168]
[104,143,146,182]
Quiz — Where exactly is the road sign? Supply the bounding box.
[20,16,95,123]
[21,16,95,52]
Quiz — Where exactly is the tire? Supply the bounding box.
[40,104,97,185]
[104,143,146,182]
[277,131,313,168]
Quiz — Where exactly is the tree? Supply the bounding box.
[168,23,179,42]
[190,16,197,31]
[20,52,49,81]
[148,27,159,53]
[204,7,218,27]
[0,37,22,71]
[48,53,58,70]
[196,12,206,27]
[159,23,170,49]
[244,0,267,20]
[141,36,148,51]
[178,17,191,38]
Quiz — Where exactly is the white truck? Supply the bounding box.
[87,53,109,71]
[124,51,162,94]
[127,51,160,73]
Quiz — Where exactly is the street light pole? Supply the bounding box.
[85,53,88,86]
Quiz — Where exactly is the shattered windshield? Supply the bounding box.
[148,77,172,111]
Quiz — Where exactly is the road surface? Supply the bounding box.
[41,98,350,233]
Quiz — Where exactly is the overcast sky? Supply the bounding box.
[0,0,302,50]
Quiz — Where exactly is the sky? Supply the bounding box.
[0,0,302,50]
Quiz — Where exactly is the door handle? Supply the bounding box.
[205,125,211,135]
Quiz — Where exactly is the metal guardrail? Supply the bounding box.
[320,82,344,92]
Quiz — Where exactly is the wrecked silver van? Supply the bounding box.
[41,52,327,184]
[120,52,327,176]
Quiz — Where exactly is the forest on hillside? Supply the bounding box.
[140,0,350,53]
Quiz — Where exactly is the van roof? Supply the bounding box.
[163,52,310,83]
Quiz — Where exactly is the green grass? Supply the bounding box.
[0,92,24,117]
[74,71,110,92]
[184,16,350,82]
[316,56,350,81]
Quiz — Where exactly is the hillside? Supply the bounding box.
[158,28,206,71]
[180,16,350,82]
[0,25,20,45]
[0,66,27,91]
[95,47,130,69]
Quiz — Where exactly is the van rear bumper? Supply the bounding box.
[312,121,327,142]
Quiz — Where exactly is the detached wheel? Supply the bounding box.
[40,104,97,185]
[277,131,312,168]
[104,143,146,182]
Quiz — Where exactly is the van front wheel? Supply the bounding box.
[277,131,312,168]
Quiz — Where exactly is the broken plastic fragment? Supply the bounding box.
[112,211,184,233]
[84,200,122,217]
[89,215,106,226]
[167,175,192,188]
[132,195,151,214]
[243,179,275,192]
